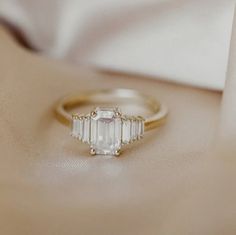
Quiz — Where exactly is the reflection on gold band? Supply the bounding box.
[55,88,168,132]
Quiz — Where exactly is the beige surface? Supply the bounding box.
[0,24,236,235]
[0,0,234,90]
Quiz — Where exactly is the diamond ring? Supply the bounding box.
[55,89,168,156]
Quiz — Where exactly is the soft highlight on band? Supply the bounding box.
[55,88,168,132]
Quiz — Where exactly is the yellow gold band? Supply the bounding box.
[54,88,168,132]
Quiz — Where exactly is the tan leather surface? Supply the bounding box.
[0,24,235,234]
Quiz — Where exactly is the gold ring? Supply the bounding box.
[55,88,168,156]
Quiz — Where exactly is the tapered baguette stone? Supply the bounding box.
[122,119,131,144]
[82,117,90,143]
[71,117,83,139]
[131,119,139,141]
[139,119,144,137]
[90,108,122,155]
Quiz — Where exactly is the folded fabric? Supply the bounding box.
[0,0,234,90]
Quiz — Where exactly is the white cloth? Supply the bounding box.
[0,0,235,90]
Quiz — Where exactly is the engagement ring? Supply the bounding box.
[55,89,168,156]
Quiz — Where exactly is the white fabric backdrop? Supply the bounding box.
[0,0,235,90]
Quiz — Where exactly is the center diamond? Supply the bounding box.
[90,107,122,155]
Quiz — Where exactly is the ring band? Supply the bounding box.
[55,88,168,156]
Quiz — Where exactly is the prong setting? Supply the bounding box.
[115,149,121,157]
[90,110,97,118]
[72,114,79,119]
[71,107,145,156]
[115,112,122,117]
[90,148,96,156]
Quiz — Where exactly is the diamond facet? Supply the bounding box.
[122,117,144,144]
[90,108,122,155]
[82,117,90,143]
[131,119,137,141]
[71,108,145,156]
[122,118,131,144]
[71,116,83,139]
[138,119,144,138]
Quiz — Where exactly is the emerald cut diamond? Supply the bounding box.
[71,107,145,156]
[90,108,122,155]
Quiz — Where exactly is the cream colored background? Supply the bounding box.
[1,14,236,233]
[0,0,235,90]
[1,1,236,234]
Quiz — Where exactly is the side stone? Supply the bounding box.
[71,115,90,143]
[71,116,83,139]
[122,118,131,144]
[122,116,144,144]
[82,117,90,143]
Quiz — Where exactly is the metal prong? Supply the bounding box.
[115,149,121,157]
[137,116,145,121]
[72,114,79,119]
[90,148,96,156]
[90,110,97,118]
[115,111,122,118]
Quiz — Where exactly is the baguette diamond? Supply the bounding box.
[122,118,131,144]
[82,117,90,143]
[71,116,83,139]
[71,107,145,156]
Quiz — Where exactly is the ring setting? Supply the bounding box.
[55,88,168,157]
[71,107,145,156]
